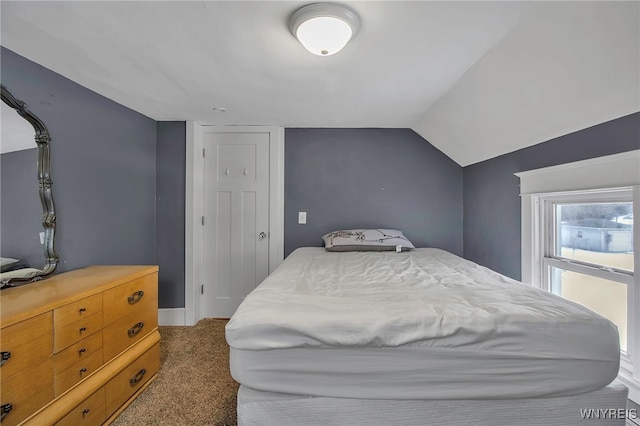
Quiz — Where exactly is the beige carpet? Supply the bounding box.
[111,319,239,426]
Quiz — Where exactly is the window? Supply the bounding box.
[516,150,640,403]
[539,190,633,352]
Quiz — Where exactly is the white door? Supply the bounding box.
[202,130,270,318]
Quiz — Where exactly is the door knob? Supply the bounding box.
[258,232,267,240]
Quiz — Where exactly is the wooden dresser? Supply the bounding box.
[0,265,160,426]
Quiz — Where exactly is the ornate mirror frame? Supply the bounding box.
[1,85,59,287]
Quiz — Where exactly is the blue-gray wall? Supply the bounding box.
[285,128,464,257]
[156,122,186,308]
[463,112,640,280]
[1,47,157,274]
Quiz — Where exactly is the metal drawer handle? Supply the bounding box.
[127,322,144,337]
[79,348,86,354]
[79,307,87,313]
[80,368,87,374]
[129,368,146,385]
[0,352,11,367]
[128,290,144,304]
[0,403,12,422]
[82,409,90,416]
[79,327,87,334]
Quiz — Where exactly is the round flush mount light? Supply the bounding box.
[289,3,360,56]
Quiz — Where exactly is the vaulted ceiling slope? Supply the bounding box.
[1,2,638,166]
[414,1,640,166]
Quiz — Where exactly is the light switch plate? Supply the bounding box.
[298,211,307,224]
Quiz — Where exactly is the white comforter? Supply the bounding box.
[226,248,619,361]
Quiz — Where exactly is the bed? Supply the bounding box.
[226,243,627,425]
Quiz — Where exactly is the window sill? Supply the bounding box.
[618,369,640,404]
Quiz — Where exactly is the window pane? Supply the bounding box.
[555,202,634,272]
[550,266,627,351]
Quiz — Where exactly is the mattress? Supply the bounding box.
[226,248,620,399]
[237,383,629,426]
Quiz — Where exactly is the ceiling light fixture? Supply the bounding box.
[289,3,360,56]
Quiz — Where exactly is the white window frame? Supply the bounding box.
[537,188,633,292]
[516,150,640,403]
[535,188,635,372]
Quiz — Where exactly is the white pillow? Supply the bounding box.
[0,257,20,272]
[322,229,415,252]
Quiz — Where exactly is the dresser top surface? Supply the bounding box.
[0,265,158,328]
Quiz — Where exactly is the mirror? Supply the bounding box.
[0,85,58,288]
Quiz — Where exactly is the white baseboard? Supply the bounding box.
[158,308,186,326]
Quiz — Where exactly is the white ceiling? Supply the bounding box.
[1,1,638,166]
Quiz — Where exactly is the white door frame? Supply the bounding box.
[184,122,284,325]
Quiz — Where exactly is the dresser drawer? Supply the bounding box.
[0,358,54,426]
[54,312,103,353]
[54,349,103,397]
[102,302,158,360]
[0,313,52,380]
[54,330,103,374]
[102,273,158,327]
[105,343,160,415]
[54,294,102,330]
[56,387,105,426]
